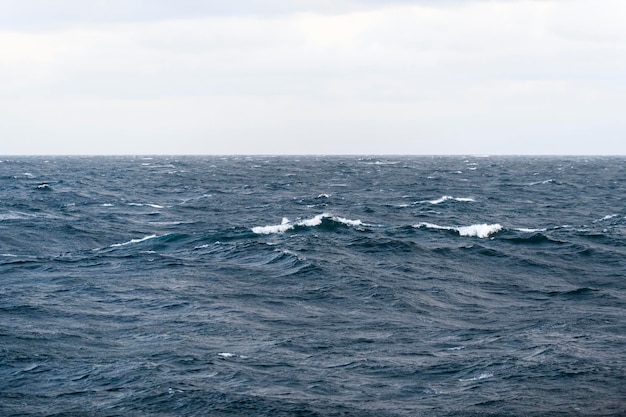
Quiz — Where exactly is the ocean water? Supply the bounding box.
[1,156,625,416]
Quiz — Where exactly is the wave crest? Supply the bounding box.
[252,213,364,235]
[415,222,502,238]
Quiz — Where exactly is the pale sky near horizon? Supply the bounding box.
[1,0,624,155]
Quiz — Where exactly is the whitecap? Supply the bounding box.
[415,222,454,232]
[0,212,26,221]
[217,352,235,358]
[428,196,475,205]
[593,214,618,223]
[252,213,365,235]
[457,224,502,238]
[316,193,331,199]
[110,234,159,247]
[333,216,363,227]
[515,227,547,233]
[415,222,502,238]
[299,214,326,227]
[459,372,493,382]
[529,179,554,186]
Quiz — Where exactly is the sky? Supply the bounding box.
[0,0,624,155]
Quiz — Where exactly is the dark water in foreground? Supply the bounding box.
[1,156,625,416]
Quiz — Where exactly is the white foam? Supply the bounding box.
[457,224,502,238]
[101,203,114,207]
[415,222,502,238]
[333,216,363,226]
[428,196,475,205]
[516,227,547,233]
[110,234,159,247]
[218,352,235,358]
[316,193,330,198]
[299,213,326,227]
[0,212,25,221]
[529,179,554,186]
[127,203,164,208]
[252,213,365,235]
[416,222,453,232]
[459,372,493,382]
[593,214,618,223]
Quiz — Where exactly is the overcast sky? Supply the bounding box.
[1,0,624,155]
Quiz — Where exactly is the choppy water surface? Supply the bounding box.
[1,156,625,416]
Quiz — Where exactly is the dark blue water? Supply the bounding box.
[1,156,625,416]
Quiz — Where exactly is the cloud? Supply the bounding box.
[0,0,475,29]
[0,0,625,154]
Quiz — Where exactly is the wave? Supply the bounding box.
[593,214,619,223]
[459,372,493,382]
[528,179,555,186]
[127,202,165,209]
[252,213,365,235]
[426,196,475,205]
[415,222,502,238]
[109,234,159,247]
[515,227,548,233]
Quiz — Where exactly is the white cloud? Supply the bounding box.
[0,0,625,154]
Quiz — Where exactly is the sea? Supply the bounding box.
[1,156,625,416]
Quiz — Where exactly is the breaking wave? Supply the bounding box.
[415,222,503,238]
[252,213,365,235]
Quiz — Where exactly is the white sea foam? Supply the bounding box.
[317,193,331,199]
[299,214,326,227]
[516,227,547,233]
[428,196,475,205]
[111,234,159,247]
[457,224,502,238]
[127,203,164,208]
[415,222,502,238]
[529,179,554,186]
[459,372,493,382]
[0,213,24,221]
[333,216,363,226]
[218,352,235,358]
[0,211,39,221]
[416,222,454,231]
[593,214,618,223]
[252,213,365,235]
